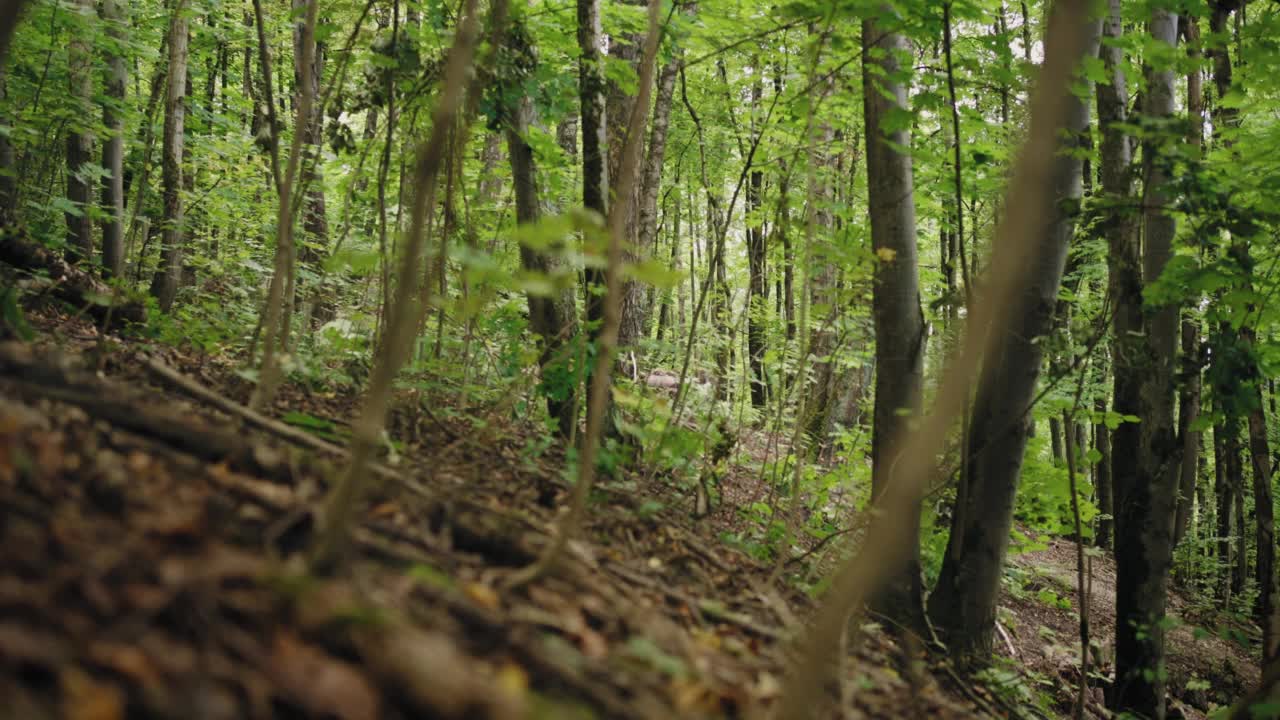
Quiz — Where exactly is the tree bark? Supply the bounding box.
[1049,416,1064,465]
[1214,416,1234,600]
[1174,317,1201,547]
[1093,397,1113,549]
[148,1,189,311]
[506,23,578,439]
[99,0,127,278]
[293,0,333,326]
[1111,8,1181,718]
[0,65,14,221]
[745,59,767,410]
[577,0,612,427]
[862,13,926,635]
[629,59,679,348]
[929,6,1100,666]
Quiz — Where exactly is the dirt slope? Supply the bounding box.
[0,311,985,719]
[1002,538,1259,718]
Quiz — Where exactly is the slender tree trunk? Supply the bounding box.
[63,0,94,265]
[1174,20,1204,551]
[507,86,578,437]
[99,0,127,278]
[149,1,189,310]
[1111,9,1181,718]
[631,59,679,345]
[929,6,1100,666]
[1215,416,1234,600]
[1094,397,1113,549]
[1049,416,1065,465]
[862,13,926,634]
[1231,435,1247,596]
[293,0,332,326]
[1247,376,1277,658]
[501,14,579,435]
[778,165,794,343]
[1174,317,1202,547]
[745,61,767,410]
[0,65,14,221]
[578,0,611,426]
[804,85,837,450]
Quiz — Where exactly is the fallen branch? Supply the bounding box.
[0,225,146,328]
[140,356,420,493]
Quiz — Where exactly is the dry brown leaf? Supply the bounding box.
[464,581,501,611]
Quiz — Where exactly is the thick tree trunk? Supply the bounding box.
[63,0,94,265]
[149,2,189,311]
[862,14,926,634]
[929,6,1099,666]
[99,0,127,278]
[1111,9,1181,718]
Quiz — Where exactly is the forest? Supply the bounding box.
[1,0,1280,717]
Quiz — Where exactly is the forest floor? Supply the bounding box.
[0,305,1260,719]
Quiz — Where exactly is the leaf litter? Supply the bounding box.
[0,309,987,719]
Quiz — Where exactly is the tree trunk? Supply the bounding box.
[804,94,837,450]
[929,6,1099,666]
[1049,416,1064,465]
[0,65,14,221]
[1111,8,1181,718]
[629,59,679,347]
[99,0,127,278]
[1174,317,1201,547]
[63,0,94,265]
[1248,379,1277,659]
[148,1,189,311]
[293,0,333,326]
[862,13,926,634]
[507,27,578,439]
[577,0,611,426]
[1093,397,1113,549]
[1214,417,1234,600]
[745,62,767,410]
[1173,19,1204,552]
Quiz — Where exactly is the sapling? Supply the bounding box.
[310,0,488,571]
[503,0,664,589]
